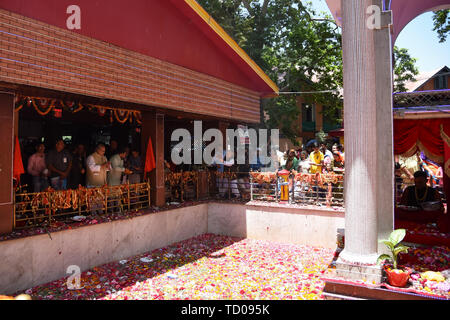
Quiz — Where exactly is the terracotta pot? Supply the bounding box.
[384,265,412,287]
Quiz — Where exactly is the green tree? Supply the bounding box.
[197,0,343,143]
[393,46,419,93]
[197,1,419,142]
[433,9,450,43]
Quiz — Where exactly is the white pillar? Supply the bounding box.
[336,0,394,282]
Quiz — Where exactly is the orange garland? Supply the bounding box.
[15,95,143,125]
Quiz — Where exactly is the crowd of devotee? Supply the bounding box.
[24,139,143,193]
[18,133,448,211]
[278,142,345,174]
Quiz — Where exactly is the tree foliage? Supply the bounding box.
[433,9,450,43]
[196,0,343,143]
[393,46,419,93]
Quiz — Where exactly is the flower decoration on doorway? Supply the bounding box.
[14,95,143,125]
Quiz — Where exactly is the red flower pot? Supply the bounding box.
[383,265,412,287]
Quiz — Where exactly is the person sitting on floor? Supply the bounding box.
[400,170,444,212]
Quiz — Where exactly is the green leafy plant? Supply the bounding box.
[377,229,409,270]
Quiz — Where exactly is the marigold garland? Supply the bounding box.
[14,95,143,125]
[114,109,130,124]
[31,98,54,116]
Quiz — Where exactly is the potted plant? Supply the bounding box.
[377,229,412,287]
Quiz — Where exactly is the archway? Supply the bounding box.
[389,0,450,44]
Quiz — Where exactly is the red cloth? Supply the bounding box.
[395,208,440,224]
[395,220,450,247]
[144,137,156,176]
[13,136,24,183]
[394,119,445,163]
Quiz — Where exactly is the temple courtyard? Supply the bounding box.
[18,233,450,300]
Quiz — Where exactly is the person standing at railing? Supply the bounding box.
[308,143,324,174]
[294,151,311,200]
[128,149,143,184]
[68,144,86,190]
[86,144,111,214]
[213,150,235,198]
[27,143,49,193]
[108,148,132,186]
[282,149,300,171]
[47,139,72,190]
[320,143,333,161]
[106,139,118,160]
[86,144,110,187]
[107,148,132,213]
[298,151,311,173]
[308,143,325,200]
[332,151,344,170]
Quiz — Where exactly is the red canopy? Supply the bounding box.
[328,128,344,138]
[394,119,449,166]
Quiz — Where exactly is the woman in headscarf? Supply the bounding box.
[282,149,299,171]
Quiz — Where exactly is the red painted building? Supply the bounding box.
[0,0,278,234]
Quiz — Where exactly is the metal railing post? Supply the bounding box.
[147,180,151,208]
[250,172,253,201]
[290,174,295,204]
[127,182,131,212]
[275,171,279,203]
[13,187,16,230]
[105,187,108,214]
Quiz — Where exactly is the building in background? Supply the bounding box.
[405,65,450,92]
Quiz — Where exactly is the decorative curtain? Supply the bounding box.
[394,119,449,165]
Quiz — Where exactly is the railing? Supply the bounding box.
[165,171,252,202]
[14,182,151,230]
[249,171,345,207]
[165,171,201,203]
[165,170,344,207]
[207,171,251,201]
[14,170,344,230]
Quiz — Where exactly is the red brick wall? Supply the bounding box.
[0,9,261,123]
[418,75,450,91]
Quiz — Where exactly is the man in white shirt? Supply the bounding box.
[85,144,111,214]
[86,144,110,188]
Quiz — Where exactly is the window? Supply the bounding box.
[302,103,315,123]
[302,104,316,132]
[434,75,448,90]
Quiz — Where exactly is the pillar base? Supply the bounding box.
[335,258,383,284]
